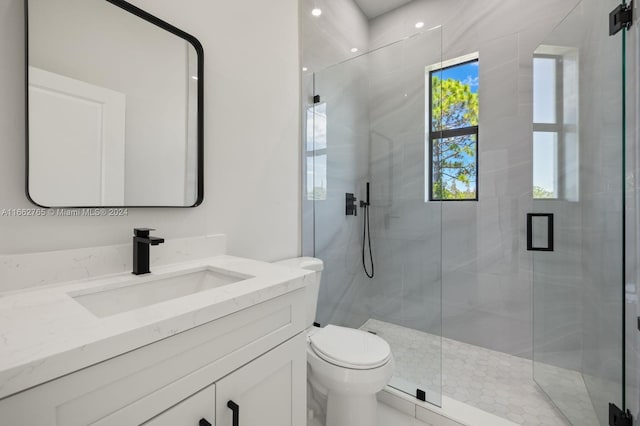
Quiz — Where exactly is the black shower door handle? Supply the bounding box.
[526,213,554,251]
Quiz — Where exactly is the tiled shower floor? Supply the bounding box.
[360,319,599,426]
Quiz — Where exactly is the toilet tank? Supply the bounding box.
[273,257,323,328]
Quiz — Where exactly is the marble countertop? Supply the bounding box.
[0,255,312,400]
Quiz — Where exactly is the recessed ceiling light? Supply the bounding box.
[302,67,308,72]
[350,47,359,53]
[415,22,425,29]
[191,76,198,80]
[311,8,322,17]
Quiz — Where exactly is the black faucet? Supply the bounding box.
[132,228,165,275]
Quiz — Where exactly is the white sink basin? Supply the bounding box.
[70,267,253,317]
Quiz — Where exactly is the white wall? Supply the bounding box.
[0,0,300,277]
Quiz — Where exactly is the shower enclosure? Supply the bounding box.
[531,0,627,425]
[305,27,445,406]
[302,0,630,423]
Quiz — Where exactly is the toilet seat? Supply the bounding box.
[309,325,391,370]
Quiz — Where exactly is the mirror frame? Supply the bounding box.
[24,0,205,208]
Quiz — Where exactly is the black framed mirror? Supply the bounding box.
[25,0,204,207]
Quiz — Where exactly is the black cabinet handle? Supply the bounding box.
[227,400,239,426]
[199,419,212,426]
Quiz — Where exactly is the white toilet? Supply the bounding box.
[275,257,394,426]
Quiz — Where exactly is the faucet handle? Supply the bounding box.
[134,228,156,237]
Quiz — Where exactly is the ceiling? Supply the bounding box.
[352,0,414,19]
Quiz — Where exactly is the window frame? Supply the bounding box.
[427,55,479,202]
[532,53,564,200]
[305,101,328,201]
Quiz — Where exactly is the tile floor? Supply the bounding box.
[360,319,600,426]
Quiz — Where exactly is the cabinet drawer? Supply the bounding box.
[105,384,215,426]
[92,382,216,426]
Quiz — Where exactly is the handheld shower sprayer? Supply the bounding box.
[361,182,374,278]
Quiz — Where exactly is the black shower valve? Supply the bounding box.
[346,193,358,216]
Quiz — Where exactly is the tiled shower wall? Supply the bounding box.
[300,0,371,327]
[575,0,625,421]
[370,0,582,360]
[303,0,579,357]
[312,57,373,328]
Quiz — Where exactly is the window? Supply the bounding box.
[428,56,479,201]
[533,55,560,199]
[532,47,579,201]
[306,102,327,200]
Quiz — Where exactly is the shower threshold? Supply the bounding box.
[360,319,597,426]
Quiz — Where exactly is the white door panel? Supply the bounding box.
[28,66,125,206]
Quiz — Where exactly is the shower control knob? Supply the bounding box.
[346,193,358,216]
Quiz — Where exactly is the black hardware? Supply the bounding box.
[132,228,165,275]
[346,193,358,216]
[526,213,554,252]
[637,316,640,331]
[313,322,321,328]
[367,330,377,335]
[199,419,212,426]
[313,94,321,104]
[416,389,426,402]
[360,182,374,278]
[227,400,239,426]
[609,403,633,426]
[610,1,633,36]
[360,182,370,208]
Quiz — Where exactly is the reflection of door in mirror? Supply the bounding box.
[27,0,203,207]
[29,67,126,207]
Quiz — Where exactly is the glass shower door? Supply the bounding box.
[531,0,626,424]
[309,27,444,406]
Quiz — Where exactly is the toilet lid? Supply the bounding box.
[309,325,391,370]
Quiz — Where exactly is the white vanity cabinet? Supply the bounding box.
[215,333,306,426]
[0,288,306,426]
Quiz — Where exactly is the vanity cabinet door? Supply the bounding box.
[216,333,306,426]
[142,384,215,426]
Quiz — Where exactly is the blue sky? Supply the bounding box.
[438,61,479,94]
[532,57,558,194]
